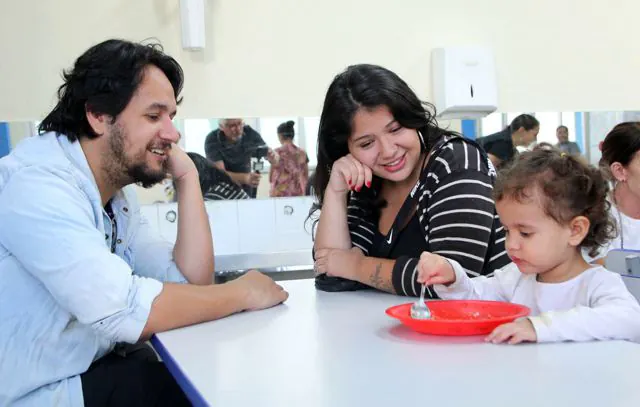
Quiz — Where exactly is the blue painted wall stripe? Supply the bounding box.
[0,122,10,158]
[574,112,584,153]
[461,119,477,139]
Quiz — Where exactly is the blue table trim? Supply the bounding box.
[151,334,210,407]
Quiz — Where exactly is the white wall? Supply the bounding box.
[1,0,640,121]
[8,122,34,148]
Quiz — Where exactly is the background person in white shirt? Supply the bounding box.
[416,149,640,345]
[594,122,640,260]
[555,125,581,156]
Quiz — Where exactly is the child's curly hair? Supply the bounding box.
[493,149,617,257]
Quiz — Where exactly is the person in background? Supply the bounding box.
[269,120,309,197]
[204,118,278,198]
[477,114,539,169]
[312,64,510,296]
[0,39,288,407]
[305,170,316,196]
[169,152,249,200]
[417,149,640,344]
[555,125,581,155]
[592,122,640,261]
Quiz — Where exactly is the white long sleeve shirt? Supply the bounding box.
[435,261,640,343]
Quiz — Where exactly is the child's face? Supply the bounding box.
[496,191,576,277]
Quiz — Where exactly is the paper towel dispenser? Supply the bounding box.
[431,47,498,120]
[180,0,206,51]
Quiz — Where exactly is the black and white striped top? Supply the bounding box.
[203,182,250,200]
[347,136,511,297]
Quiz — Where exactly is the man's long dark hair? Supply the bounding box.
[39,39,184,141]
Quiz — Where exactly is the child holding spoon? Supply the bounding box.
[417,149,640,344]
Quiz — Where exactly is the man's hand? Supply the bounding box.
[243,172,261,187]
[167,143,197,181]
[230,270,289,311]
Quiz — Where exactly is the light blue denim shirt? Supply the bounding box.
[0,132,187,406]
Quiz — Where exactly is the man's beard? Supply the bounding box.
[106,123,169,189]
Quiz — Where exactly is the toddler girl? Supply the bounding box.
[417,150,640,344]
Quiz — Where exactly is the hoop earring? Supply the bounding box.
[418,130,426,150]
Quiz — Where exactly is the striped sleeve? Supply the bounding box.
[425,170,496,272]
[392,138,510,297]
[204,182,250,200]
[346,194,375,255]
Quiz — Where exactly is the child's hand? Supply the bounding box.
[417,252,456,286]
[486,319,537,344]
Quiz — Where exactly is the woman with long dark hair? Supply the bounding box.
[477,114,540,169]
[312,64,510,296]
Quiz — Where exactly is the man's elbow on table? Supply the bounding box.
[85,277,165,344]
[175,260,215,286]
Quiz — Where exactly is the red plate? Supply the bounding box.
[386,300,530,336]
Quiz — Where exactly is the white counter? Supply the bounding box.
[152,279,640,407]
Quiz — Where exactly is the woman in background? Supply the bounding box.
[594,122,640,260]
[269,121,309,197]
[477,114,540,169]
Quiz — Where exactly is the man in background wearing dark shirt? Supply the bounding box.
[555,125,581,156]
[204,118,277,198]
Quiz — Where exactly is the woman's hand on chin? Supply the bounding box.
[327,154,373,196]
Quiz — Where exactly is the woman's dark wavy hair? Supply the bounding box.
[311,63,457,217]
[494,149,616,257]
[508,114,539,132]
[39,38,184,141]
[186,152,236,194]
[277,120,296,140]
[599,122,640,180]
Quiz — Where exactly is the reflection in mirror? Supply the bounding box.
[479,111,583,167]
[4,111,640,205]
[177,116,319,202]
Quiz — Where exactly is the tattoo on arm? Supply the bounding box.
[369,262,396,294]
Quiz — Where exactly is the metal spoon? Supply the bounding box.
[410,284,432,319]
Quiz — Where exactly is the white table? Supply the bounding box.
[152,280,640,407]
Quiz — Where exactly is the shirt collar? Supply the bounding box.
[57,133,126,207]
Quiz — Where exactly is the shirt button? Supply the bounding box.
[116,239,122,244]
[123,207,128,212]
[105,234,108,240]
